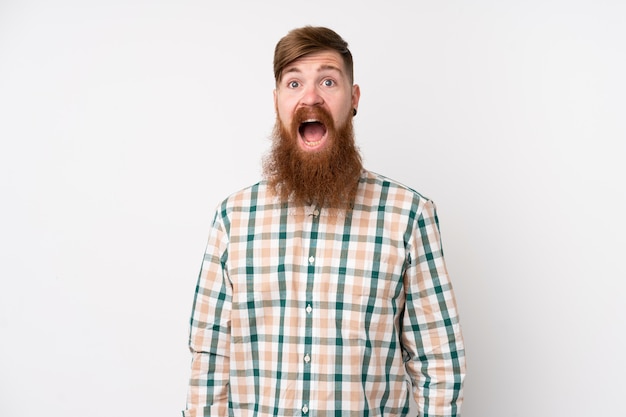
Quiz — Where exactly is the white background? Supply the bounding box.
[1,1,625,416]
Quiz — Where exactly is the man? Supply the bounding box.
[183,26,465,417]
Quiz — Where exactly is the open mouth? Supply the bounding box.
[298,119,328,149]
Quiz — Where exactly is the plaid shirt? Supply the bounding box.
[183,170,465,417]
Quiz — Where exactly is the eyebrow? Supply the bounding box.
[282,64,343,77]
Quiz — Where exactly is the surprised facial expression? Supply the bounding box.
[274,51,360,153]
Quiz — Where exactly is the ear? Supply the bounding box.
[273,89,278,113]
[351,84,361,113]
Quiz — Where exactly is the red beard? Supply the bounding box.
[263,106,363,210]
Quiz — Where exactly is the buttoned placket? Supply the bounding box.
[301,205,320,416]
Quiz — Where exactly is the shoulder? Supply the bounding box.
[214,180,278,218]
[359,170,434,214]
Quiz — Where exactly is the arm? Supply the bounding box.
[402,200,466,417]
[183,212,231,417]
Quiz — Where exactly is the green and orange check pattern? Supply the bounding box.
[184,170,465,417]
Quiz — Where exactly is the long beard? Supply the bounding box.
[263,106,363,210]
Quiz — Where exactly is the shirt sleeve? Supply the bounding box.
[401,199,466,417]
[182,211,232,417]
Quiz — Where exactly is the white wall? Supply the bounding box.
[1,1,624,416]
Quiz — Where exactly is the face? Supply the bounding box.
[274,50,360,153]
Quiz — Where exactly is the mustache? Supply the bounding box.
[291,106,335,136]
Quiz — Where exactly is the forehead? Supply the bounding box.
[282,50,347,77]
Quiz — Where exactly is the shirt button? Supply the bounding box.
[308,256,315,264]
[306,304,312,314]
[304,354,311,363]
[302,404,309,414]
[313,209,320,217]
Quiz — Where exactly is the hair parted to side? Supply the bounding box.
[273,26,354,85]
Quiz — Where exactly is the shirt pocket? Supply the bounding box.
[333,253,405,342]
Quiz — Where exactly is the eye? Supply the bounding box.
[322,79,335,87]
[288,80,300,88]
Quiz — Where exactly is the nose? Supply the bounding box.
[300,84,323,107]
